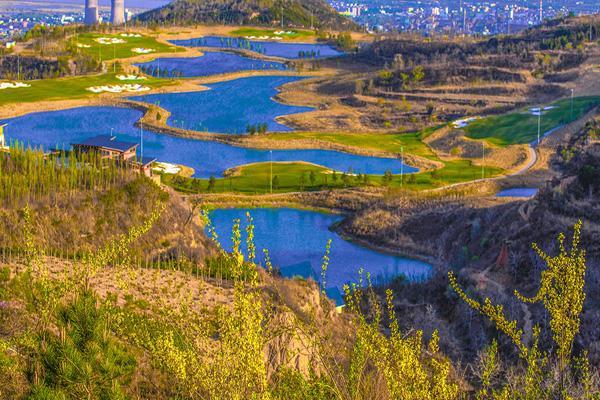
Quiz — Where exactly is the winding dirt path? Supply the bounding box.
[474,264,534,345]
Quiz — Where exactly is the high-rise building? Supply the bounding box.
[84,0,99,25]
[111,0,125,25]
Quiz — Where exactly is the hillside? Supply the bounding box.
[136,0,358,30]
[337,116,600,365]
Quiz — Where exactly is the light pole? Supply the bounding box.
[140,123,144,160]
[400,146,404,189]
[270,150,273,194]
[481,141,485,180]
[570,89,574,122]
[537,106,541,145]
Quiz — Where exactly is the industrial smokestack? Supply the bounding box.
[111,0,125,25]
[84,0,99,25]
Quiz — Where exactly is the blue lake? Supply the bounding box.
[131,76,313,134]
[495,187,538,198]
[136,51,288,78]
[170,36,343,59]
[1,106,417,178]
[208,208,432,290]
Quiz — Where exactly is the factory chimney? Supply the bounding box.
[84,0,99,25]
[111,0,125,25]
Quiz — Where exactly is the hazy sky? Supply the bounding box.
[15,0,171,10]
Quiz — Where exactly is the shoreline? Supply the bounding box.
[194,193,440,273]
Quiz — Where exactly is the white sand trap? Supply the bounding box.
[116,74,147,81]
[274,30,295,35]
[76,43,91,48]
[0,82,31,90]
[95,37,126,45]
[153,162,181,174]
[87,84,150,94]
[245,35,283,40]
[529,106,554,115]
[131,47,155,54]
[452,116,480,128]
[121,33,142,38]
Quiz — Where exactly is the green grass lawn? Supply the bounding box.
[73,32,182,61]
[464,96,600,146]
[161,158,503,194]
[263,130,439,160]
[156,127,499,194]
[0,74,172,105]
[230,28,315,40]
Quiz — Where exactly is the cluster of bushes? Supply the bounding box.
[246,122,269,135]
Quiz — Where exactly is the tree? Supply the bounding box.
[336,32,355,51]
[208,175,216,191]
[412,66,425,85]
[309,171,316,186]
[449,221,589,397]
[382,170,393,186]
[30,292,136,399]
[272,175,279,190]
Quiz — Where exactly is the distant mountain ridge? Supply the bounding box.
[136,0,358,31]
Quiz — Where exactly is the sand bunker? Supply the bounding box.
[274,31,295,35]
[76,43,91,48]
[529,106,556,116]
[245,36,283,40]
[131,48,155,54]
[0,82,31,90]
[153,162,181,174]
[116,74,147,81]
[95,37,126,45]
[87,84,150,94]
[452,116,480,128]
[121,33,142,38]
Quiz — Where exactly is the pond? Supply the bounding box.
[207,208,432,292]
[170,36,343,59]
[135,51,288,78]
[130,76,313,134]
[1,106,417,178]
[495,188,538,198]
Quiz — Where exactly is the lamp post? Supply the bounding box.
[270,150,273,194]
[570,88,574,122]
[481,141,485,180]
[400,146,404,189]
[537,106,541,145]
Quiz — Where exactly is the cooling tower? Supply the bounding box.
[111,0,126,25]
[84,0,99,25]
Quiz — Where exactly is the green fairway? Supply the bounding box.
[0,74,172,105]
[464,96,600,146]
[73,32,182,61]
[230,28,315,40]
[156,127,502,194]
[160,158,503,194]
[263,130,439,160]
